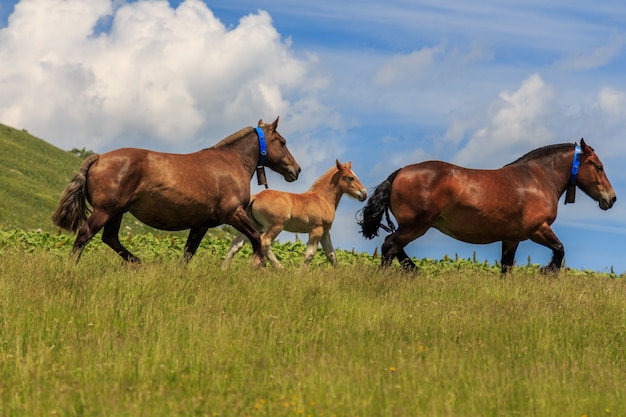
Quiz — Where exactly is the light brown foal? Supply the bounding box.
[222,160,367,268]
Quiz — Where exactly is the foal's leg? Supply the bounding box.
[529,223,564,273]
[221,233,247,269]
[302,227,323,267]
[228,207,265,267]
[500,240,520,274]
[102,213,141,263]
[260,224,285,268]
[319,230,337,266]
[183,227,209,262]
[70,208,112,264]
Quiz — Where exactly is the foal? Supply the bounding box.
[222,160,367,268]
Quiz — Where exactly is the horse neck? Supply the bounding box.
[212,128,259,178]
[308,169,344,208]
[522,146,574,196]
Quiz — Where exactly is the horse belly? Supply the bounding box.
[433,207,523,244]
[129,191,222,231]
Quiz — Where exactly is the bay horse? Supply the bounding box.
[52,117,301,266]
[222,160,367,269]
[358,139,616,273]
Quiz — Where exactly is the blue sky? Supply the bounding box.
[1,0,626,272]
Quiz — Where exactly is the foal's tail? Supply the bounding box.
[357,168,400,239]
[51,154,99,232]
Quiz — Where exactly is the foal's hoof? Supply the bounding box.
[251,256,266,268]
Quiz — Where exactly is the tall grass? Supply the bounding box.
[1,243,625,416]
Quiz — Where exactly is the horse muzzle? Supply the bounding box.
[356,189,368,202]
[284,166,301,182]
[598,193,617,210]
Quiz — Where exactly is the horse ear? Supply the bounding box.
[270,116,279,131]
[257,119,264,127]
[580,138,589,153]
[336,159,342,170]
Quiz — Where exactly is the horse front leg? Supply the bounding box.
[302,227,323,267]
[183,227,209,262]
[529,224,564,274]
[228,207,265,267]
[319,230,337,266]
[500,240,520,274]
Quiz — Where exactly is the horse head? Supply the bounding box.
[576,139,617,210]
[258,117,301,182]
[336,159,368,202]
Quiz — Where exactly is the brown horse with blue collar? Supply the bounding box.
[52,117,301,266]
[358,139,616,273]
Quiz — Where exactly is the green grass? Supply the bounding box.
[1,233,625,416]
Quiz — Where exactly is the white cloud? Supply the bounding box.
[0,0,331,154]
[555,34,626,71]
[452,73,556,167]
[373,45,442,86]
[596,86,626,116]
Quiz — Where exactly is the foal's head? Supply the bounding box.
[576,139,616,210]
[259,117,301,182]
[335,160,367,202]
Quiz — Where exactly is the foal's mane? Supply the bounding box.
[212,127,254,149]
[309,165,340,190]
[505,143,573,167]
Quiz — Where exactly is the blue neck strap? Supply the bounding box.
[570,144,581,183]
[254,127,268,166]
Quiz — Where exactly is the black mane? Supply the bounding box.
[505,143,574,167]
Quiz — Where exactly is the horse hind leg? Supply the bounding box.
[221,233,247,270]
[500,240,520,274]
[260,225,284,268]
[70,208,111,264]
[101,213,141,263]
[381,222,432,270]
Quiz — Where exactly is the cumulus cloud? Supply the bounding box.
[452,74,556,167]
[0,0,330,154]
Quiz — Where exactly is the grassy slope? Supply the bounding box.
[0,246,624,416]
[0,124,80,231]
[0,123,231,238]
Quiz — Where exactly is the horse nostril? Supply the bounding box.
[612,196,617,204]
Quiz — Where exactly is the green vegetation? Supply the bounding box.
[0,123,192,237]
[1,230,625,416]
[1,125,624,415]
[0,124,80,231]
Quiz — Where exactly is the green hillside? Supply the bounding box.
[0,123,232,239]
[0,124,80,232]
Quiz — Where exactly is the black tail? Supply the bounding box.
[357,169,400,239]
[51,154,99,232]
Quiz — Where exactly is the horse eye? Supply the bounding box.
[595,165,604,172]
[347,176,355,182]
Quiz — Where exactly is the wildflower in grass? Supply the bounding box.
[387,366,397,372]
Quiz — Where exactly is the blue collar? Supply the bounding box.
[564,144,582,204]
[570,144,582,183]
[254,127,268,166]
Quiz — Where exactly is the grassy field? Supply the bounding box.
[1,231,625,416]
